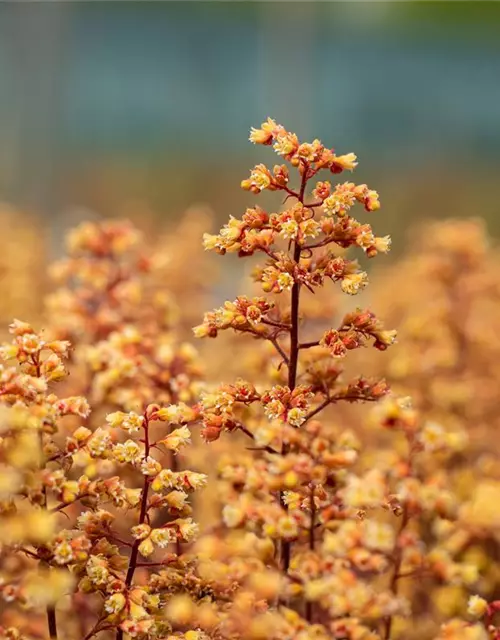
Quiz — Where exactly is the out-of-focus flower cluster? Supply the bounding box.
[356,219,500,638]
[46,219,173,342]
[0,206,47,329]
[0,318,210,640]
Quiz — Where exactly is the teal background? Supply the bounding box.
[0,1,499,248]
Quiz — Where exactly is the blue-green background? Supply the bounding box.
[1,1,499,249]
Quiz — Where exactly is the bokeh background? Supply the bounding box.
[1,1,500,253]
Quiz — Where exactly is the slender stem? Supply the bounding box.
[383,508,410,640]
[308,487,316,551]
[279,242,302,574]
[268,336,290,366]
[136,560,175,568]
[287,246,302,393]
[238,424,279,455]
[167,388,183,556]
[303,236,340,251]
[298,340,320,350]
[280,184,300,200]
[19,546,41,560]
[47,605,58,639]
[298,163,308,202]
[50,494,89,513]
[395,567,428,580]
[260,246,280,261]
[169,449,182,556]
[278,164,310,574]
[124,475,150,587]
[305,485,316,623]
[116,415,151,640]
[301,393,379,426]
[302,397,332,424]
[33,355,59,640]
[261,318,291,330]
[108,534,133,548]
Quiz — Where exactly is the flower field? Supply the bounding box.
[0,119,498,640]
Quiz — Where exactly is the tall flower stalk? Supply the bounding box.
[195,118,396,600]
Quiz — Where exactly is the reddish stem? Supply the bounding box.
[279,165,308,573]
[305,485,316,623]
[383,508,410,640]
[116,414,151,640]
[299,340,320,350]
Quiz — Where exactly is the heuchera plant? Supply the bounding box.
[194,119,397,625]
[191,121,491,640]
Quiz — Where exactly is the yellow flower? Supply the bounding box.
[222,504,245,528]
[165,594,194,625]
[374,235,391,253]
[332,152,358,171]
[105,592,126,615]
[150,527,175,548]
[249,117,277,145]
[467,595,488,619]
[341,272,368,295]
[138,537,154,558]
[276,515,298,539]
[159,425,191,452]
[287,407,306,427]
[362,521,395,554]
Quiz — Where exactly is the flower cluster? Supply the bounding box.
[0,321,88,635]
[0,319,212,640]
[362,219,500,633]
[193,120,403,639]
[204,119,390,268]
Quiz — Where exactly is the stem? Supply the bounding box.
[47,605,58,639]
[302,397,332,424]
[303,236,340,251]
[50,494,89,513]
[298,340,320,350]
[169,450,182,556]
[268,336,290,367]
[108,535,133,548]
[287,246,302,392]
[83,619,109,640]
[280,238,303,574]
[280,185,300,200]
[305,485,316,623]
[116,415,151,640]
[33,356,59,640]
[167,389,183,556]
[279,164,309,574]
[308,487,316,551]
[260,246,281,262]
[261,318,291,330]
[383,508,410,640]
[238,424,279,455]
[19,546,41,560]
[124,476,150,587]
[136,560,175,568]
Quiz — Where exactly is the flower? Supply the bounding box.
[106,411,144,433]
[249,118,278,145]
[467,595,488,619]
[105,592,126,615]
